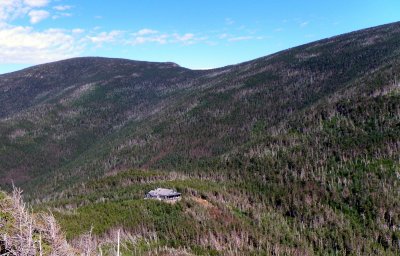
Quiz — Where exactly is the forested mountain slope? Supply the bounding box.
[0,21,400,255]
[1,22,399,195]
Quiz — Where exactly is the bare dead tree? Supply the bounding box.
[1,186,76,256]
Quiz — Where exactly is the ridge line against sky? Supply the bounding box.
[0,0,399,74]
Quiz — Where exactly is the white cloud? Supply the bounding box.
[135,28,158,36]
[128,29,199,46]
[52,12,72,19]
[0,0,29,21]
[172,33,197,45]
[179,33,194,41]
[28,9,49,23]
[130,34,168,45]
[228,36,253,42]
[53,5,72,11]
[0,0,78,65]
[0,0,50,21]
[0,24,82,64]
[24,0,49,7]
[174,33,194,42]
[72,28,84,34]
[87,30,123,44]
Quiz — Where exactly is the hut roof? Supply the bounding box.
[147,188,181,197]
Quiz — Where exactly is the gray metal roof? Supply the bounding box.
[147,188,181,197]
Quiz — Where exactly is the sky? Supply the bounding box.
[0,0,400,74]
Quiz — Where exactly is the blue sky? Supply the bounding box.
[0,0,399,74]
